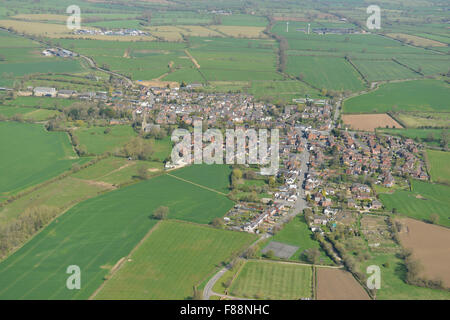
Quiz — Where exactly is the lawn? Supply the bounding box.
[95,220,255,299]
[426,150,450,185]
[0,122,84,196]
[229,260,312,300]
[343,79,450,114]
[379,180,450,227]
[0,173,234,299]
[270,215,334,265]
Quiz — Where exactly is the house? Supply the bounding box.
[34,87,56,97]
[58,90,77,98]
[371,200,383,210]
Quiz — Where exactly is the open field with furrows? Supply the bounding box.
[398,218,450,288]
[0,122,85,197]
[269,215,333,265]
[350,59,419,82]
[170,164,232,194]
[228,260,312,300]
[286,55,366,92]
[316,268,370,300]
[394,112,450,128]
[0,30,83,86]
[342,114,403,131]
[0,172,234,299]
[426,150,450,185]
[343,80,450,114]
[94,220,255,299]
[73,125,137,155]
[379,180,450,228]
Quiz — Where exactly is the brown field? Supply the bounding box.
[211,26,267,38]
[398,218,450,288]
[387,33,447,47]
[136,80,179,88]
[316,268,370,300]
[342,113,403,131]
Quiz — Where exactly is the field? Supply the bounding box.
[0,122,83,196]
[387,33,447,47]
[0,171,234,299]
[0,105,58,121]
[343,80,450,114]
[342,114,403,131]
[398,218,450,288]
[426,150,450,185]
[394,112,450,128]
[379,180,450,227]
[73,125,137,155]
[170,164,232,194]
[3,96,76,109]
[228,260,312,300]
[316,268,370,300]
[378,128,444,146]
[270,215,333,264]
[94,220,255,299]
[351,59,418,82]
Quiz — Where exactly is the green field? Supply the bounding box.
[351,59,419,82]
[229,260,312,299]
[426,150,450,185]
[73,125,137,155]
[378,128,445,146]
[0,122,83,195]
[379,180,450,227]
[95,220,255,299]
[0,171,234,299]
[344,80,450,114]
[170,164,232,194]
[3,96,76,109]
[269,215,333,265]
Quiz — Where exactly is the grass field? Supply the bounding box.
[394,112,450,128]
[343,80,450,114]
[378,128,445,146]
[379,180,450,227]
[270,215,333,265]
[170,164,232,194]
[3,96,76,109]
[95,220,255,299]
[426,150,450,185]
[0,122,83,196]
[0,171,234,299]
[73,125,137,155]
[229,260,312,299]
[351,59,418,82]
[0,105,59,121]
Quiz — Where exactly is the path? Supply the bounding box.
[166,173,227,196]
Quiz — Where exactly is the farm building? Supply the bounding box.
[34,87,56,97]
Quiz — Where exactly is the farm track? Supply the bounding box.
[165,173,227,196]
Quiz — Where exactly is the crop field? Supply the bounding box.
[316,268,369,300]
[342,114,403,131]
[95,220,255,299]
[343,80,450,114]
[269,215,333,265]
[0,122,84,196]
[398,218,450,288]
[379,180,450,228]
[387,33,447,47]
[73,125,137,155]
[249,80,322,102]
[395,57,450,76]
[351,59,418,82]
[394,112,450,128]
[378,128,444,146]
[0,171,234,299]
[170,164,232,194]
[426,150,450,185]
[286,55,366,92]
[228,260,312,300]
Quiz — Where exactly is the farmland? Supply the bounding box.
[343,80,450,114]
[316,268,370,300]
[228,260,312,300]
[398,218,450,288]
[0,122,83,196]
[379,180,450,228]
[378,128,445,147]
[342,114,403,131]
[170,164,232,194]
[426,150,450,185]
[94,220,255,299]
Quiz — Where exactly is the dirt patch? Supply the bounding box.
[136,80,179,88]
[185,49,200,68]
[316,268,370,300]
[342,113,403,132]
[398,218,450,288]
[148,168,161,172]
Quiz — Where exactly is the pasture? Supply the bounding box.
[170,164,232,194]
[343,80,450,114]
[426,150,450,185]
[394,112,450,128]
[0,105,59,121]
[379,180,450,227]
[229,260,312,300]
[378,128,444,147]
[316,268,370,300]
[351,59,418,82]
[0,122,83,196]
[0,172,234,299]
[94,220,255,299]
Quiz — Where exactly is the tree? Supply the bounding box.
[429,213,439,224]
[264,250,275,259]
[303,248,320,264]
[137,165,149,180]
[211,217,224,228]
[152,206,169,220]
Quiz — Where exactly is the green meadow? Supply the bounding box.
[378,128,444,147]
[170,164,232,194]
[0,172,234,299]
[426,150,450,185]
[343,80,450,114]
[95,220,255,299]
[0,122,83,195]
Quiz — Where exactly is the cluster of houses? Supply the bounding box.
[73,28,149,37]
[42,48,77,58]
[17,86,108,101]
